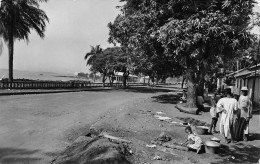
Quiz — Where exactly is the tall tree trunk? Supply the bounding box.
[8,34,14,82]
[108,76,112,86]
[111,76,115,85]
[8,11,14,82]
[123,76,127,88]
[184,70,197,108]
[102,74,106,88]
[123,71,129,88]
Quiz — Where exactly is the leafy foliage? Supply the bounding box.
[109,0,257,107]
[0,0,49,81]
[108,0,182,82]
[0,0,49,42]
[84,45,103,66]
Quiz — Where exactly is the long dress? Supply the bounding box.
[236,95,252,140]
[216,97,238,139]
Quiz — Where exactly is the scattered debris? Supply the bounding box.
[138,110,153,116]
[146,144,157,148]
[154,115,172,121]
[157,146,178,156]
[176,117,211,127]
[156,111,166,115]
[170,121,190,127]
[151,132,171,145]
[162,142,189,151]
[100,132,131,144]
[153,155,162,160]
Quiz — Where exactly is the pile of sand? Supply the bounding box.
[52,136,132,164]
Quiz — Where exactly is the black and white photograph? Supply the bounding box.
[0,0,260,163]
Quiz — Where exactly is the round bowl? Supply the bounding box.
[204,140,221,154]
[195,126,209,135]
[210,137,220,143]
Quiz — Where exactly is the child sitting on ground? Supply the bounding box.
[209,93,219,133]
[182,126,203,154]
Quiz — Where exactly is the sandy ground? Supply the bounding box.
[82,88,260,164]
[0,86,259,163]
[0,88,157,163]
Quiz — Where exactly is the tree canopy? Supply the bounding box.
[0,0,49,81]
[108,0,257,108]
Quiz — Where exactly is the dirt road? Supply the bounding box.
[0,87,259,164]
[0,88,158,163]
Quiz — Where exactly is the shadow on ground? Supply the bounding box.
[211,143,260,164]
[253,110,260,115]
[0,147,41,164]
[176,117,211,127]
[151,94,180,104]
[250,133,260,141]
[122,87,172,93]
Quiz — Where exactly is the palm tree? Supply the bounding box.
[0,0,49,81]
[84,45,103,85]
[84,45,103,65]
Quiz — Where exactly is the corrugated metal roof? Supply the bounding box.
[227,64,260,78]
[234,69,252,78]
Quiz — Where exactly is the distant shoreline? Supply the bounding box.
[53,75,76,78]
[0,69,85,82]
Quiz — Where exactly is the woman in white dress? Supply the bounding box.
[216,88,238,143]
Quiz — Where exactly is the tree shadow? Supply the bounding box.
[176,117,211,127]
[153,85,183,89]
[252,109,260,115]
[0,147,41,164]
[211,143,260,164]
[250,133,260,141]
[122,87,172,93]
[151,94,180,104]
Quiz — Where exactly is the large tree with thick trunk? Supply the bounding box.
[109,0,256,108]
[158,0,255,107]
[0,0,49,81]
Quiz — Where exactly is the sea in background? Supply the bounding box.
[0,69,87,81]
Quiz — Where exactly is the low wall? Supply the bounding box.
[0,81,145,89]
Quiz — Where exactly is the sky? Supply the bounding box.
[0,0,122,74]
[0,1,260,75]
